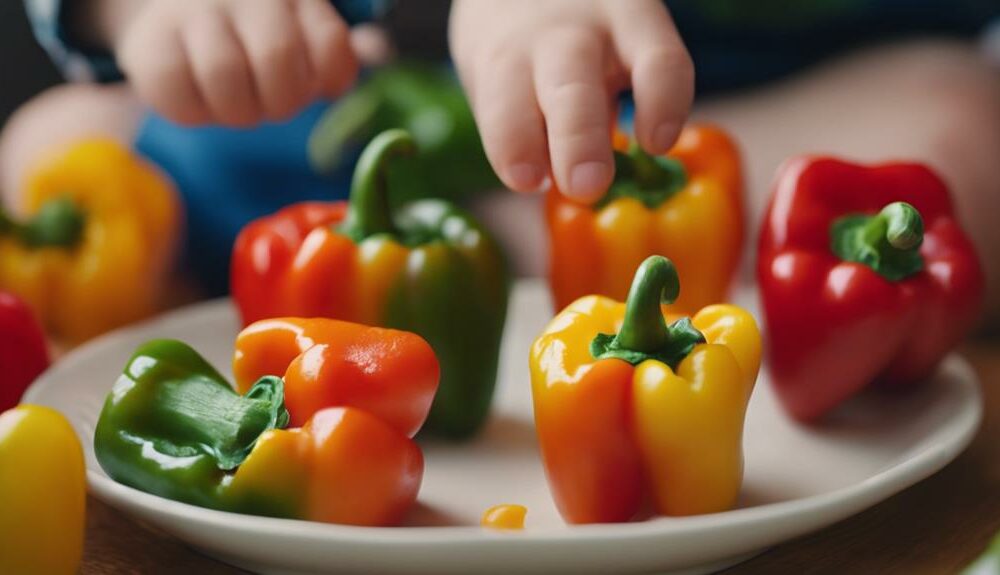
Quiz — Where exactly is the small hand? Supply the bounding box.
[115,0,359,126]
[449,0,694,201]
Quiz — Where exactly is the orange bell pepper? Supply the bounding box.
[546,125,743,314]
[531,256,760,524]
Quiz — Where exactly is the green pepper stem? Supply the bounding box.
[150,375,288,471]
[0,197,85,248]
[338,129,416,242]
[602,143,687,209]
[830,201,924,282]
[614,256,681,353]
[878,201,923,250]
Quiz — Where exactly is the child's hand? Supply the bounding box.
[449,0,693,201]
[113,0,359,126]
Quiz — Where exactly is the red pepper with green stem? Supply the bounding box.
[758,157,984,422]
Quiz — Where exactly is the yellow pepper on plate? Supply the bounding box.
[530,255,760,524]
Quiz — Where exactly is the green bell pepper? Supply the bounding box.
[93,339,288,509]
[308,62,499,204]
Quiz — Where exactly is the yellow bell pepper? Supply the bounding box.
[546,125,743,314]
[530,256,760,524]
[0,139,179,343]
[0,405,86,574]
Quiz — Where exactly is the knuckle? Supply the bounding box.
[541,81,605,119]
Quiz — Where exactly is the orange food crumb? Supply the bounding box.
[481,504,527,530]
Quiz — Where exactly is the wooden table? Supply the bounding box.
[81,343,1000,574]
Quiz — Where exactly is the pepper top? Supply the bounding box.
[831,201,924,281]
[591,255,706,367]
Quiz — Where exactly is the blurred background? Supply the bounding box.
[0,2,61,124]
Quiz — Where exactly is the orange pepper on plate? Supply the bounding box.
[546,125,743,314]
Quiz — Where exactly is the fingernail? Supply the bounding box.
[506,163,544,192]
[569,161,612,198]
[652,122,679,153]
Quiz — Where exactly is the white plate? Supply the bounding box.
[25,281,982,575]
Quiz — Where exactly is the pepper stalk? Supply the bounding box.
[0,197,85,248]
[591,255,706,367]
[831,201,924,281]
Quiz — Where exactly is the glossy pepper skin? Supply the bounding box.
[95,318,438,526]
[530,256,760,524]
[0,291,49,411]
[308,62,498,205]
[233,130,509,438]
[758,157,984,422]
[0,139,180,343]
[0,405,86,575]
[546,125,743,314]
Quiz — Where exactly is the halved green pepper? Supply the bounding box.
[93,339,288,508]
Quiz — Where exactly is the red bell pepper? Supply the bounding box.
[758,157,983,421]
[0,291,49,411]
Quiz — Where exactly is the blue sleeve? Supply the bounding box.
[23,0,392,83]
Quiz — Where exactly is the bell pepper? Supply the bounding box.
[0,405,86,575]
[309,62,498,205]
[546,124,743,314]
[0,291,49,411]
[530,255,760,524]
[0,139,180,343]
[758,157,984,422]
[232,129,509,438]
[95,317,438,526]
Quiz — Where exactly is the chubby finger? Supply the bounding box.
[296,0,358,98]
[471,53,549,193]
[533,28,614,202]
[231,0,314,121]
[183,7,261,126]
[608,0,694,154]
[118,23,211,125]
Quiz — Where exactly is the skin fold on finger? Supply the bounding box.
[471,53,550,193]
[606,0,694,155]
[533,27,615,202]
[296,0,359,98]
[182,7,261,126]
[231,0,316,121]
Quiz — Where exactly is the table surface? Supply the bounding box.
[80,342,1000,575]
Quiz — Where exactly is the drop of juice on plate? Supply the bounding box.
[481,504,527,530]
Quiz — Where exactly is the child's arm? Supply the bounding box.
[449,0,693,201]
[58,0,360,126]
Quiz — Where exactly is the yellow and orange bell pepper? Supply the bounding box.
[546,125,743,314]
[530,256,760,524]
[0,405,86,575]
[0,139,179,343]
